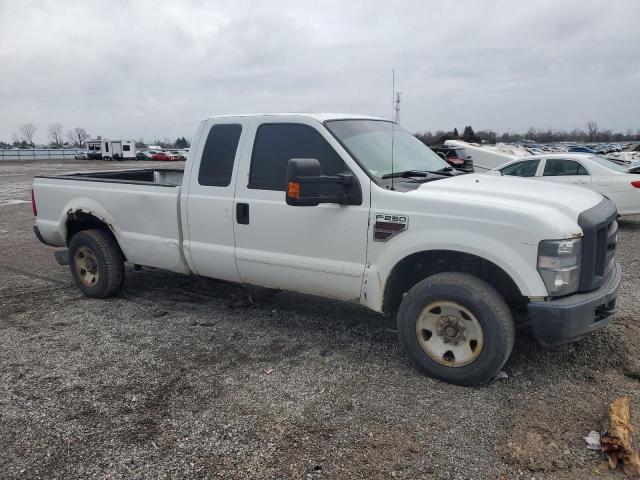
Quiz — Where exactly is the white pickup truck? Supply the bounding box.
[32,114,621,385]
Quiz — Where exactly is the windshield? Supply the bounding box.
[589,155,629,173]
[325,119,449,180]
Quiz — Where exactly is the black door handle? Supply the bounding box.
[236,203,249,224]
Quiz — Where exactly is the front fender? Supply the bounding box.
[362,227,548,312]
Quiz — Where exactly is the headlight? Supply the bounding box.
[537,238,581,296]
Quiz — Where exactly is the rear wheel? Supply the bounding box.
[68,229,124,298]
[397,272,514,386]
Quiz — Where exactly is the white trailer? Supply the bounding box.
[110,140,135,160]
[86,138,136,161]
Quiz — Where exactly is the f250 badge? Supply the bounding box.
[373,214,408,242]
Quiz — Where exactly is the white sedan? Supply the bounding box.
[491,153,640,216]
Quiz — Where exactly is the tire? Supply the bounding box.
[397,272,514,386]
[68,229,125,298]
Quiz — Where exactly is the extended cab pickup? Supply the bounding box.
[32,114,621,385]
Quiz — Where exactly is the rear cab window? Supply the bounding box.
[198,124,243,187]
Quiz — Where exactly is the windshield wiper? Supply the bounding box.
[382,170,429,179]
[381,168,454,179]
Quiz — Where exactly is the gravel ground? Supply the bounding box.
[1,159,639,479]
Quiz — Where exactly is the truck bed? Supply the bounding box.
[36,168,184,186]
[33,168,189,274]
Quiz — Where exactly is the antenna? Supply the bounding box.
[391,69,396,191]
[394,91,402,123]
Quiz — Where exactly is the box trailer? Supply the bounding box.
[86,138,136,161]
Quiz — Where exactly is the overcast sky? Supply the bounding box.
[1,0,639,144]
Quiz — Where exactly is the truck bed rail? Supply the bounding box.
[35,168,184,186]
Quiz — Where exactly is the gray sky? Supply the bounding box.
[1,0,639,144]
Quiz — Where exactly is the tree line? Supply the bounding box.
[0,122,91,149]
[0,122,190,149]
[415,122,640,146]
[136,137,190,149]
[4,120,638,150]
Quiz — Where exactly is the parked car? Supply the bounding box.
[151,151,170,161]
[135,151,150,160]
[32,113,620,386]
[492,153,640,215]
[628,160,640,174]
[568,146,597,154]
[430,145,474,173]
[167,150,184,161]
[74,151,88,160]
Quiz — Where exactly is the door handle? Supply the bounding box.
[236,203,249,224]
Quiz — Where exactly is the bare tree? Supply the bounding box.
[48,122,65,147]
[67,127,90,147]
[587,121,598,142]
[414,131,436,145]
[19,123,37,146]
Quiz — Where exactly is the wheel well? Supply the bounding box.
[65,212,125,259]
[382,250,525,315]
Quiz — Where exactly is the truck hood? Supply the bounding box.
[415,173,603,220]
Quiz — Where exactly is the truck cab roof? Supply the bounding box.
[202,113,387,123]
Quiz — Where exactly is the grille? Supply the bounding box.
[577,198,618,292]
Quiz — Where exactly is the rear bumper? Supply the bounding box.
[33,225,56,246]
[528,261,621,346]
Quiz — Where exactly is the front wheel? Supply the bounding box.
[397,272,514,386]
[68,229,125,298]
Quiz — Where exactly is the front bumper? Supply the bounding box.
[528,261,621,346]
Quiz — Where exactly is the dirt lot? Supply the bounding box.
[1,159,639,479]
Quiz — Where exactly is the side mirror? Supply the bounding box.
[286,158,322,206]
[286,158,361,207]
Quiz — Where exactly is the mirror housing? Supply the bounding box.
[286,158,361,207]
